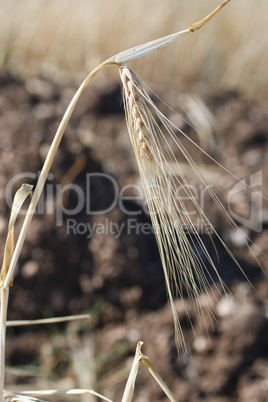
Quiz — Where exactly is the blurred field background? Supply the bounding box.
[0,0,268,96]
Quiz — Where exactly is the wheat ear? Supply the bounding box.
[118,64,265,353]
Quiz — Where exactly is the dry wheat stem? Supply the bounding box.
[0,289,8,402]
[2,60,113,289]
[140,354,178,402]
[121,341,143,402]
[122,342,179,402]
[0,185,32,402]
[6,313,90,327]
[15,389,112,402]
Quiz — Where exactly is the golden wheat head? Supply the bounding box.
[119,65,261,353]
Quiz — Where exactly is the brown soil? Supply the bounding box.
[0,71,268,401]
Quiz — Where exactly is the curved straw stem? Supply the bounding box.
[189,0,231,32]
[3,60,114,289]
